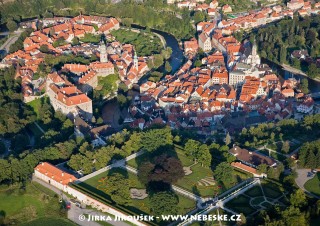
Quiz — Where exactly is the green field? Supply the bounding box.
[78,167,196,216]
[27,97,47,118]
[175,163,216,197]
[225,194,255,215]
[305,173,320,196]
[21,217,77,226]
[261,182,283,199]
[0,182,68,225]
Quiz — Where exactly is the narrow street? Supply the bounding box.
[32,176,131,226]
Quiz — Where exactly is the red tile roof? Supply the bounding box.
[35,162,76,185]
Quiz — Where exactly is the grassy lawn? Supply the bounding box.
[225,194,255,215]
[27,97,47,118]
[21,217,77,226]
[175,163,217,198]
[304,173,320,196]
[261,182,283,199]
[78,167,196,216]
[0,182,68,225]
[244,186,263,197]
[251,196,265,206]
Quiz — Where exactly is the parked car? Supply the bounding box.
[66,202,71,210]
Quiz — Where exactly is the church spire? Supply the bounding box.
[134,50,138,69]
[100,40,108,63]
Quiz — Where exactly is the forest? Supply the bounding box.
[0,0,195,40]
[254,15,320,79]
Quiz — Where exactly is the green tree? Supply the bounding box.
[12,134,29,154]
[141,127,173,152]
[257,163,268,174]
[307,63,318,78]
[6,19,18,31]
[214,162,235,185]
[152,54,164,69]
[39,44,50,53]
[138,154,184,185]
[150,191,179,216]
[237,213,247,226]
[193,11,206,24]
[225,132,231,146]
[161,47,172,60]
[290,189,307,208]
[72,37,80,46]
[197,144,212,167]
[106,173,131,206]
[165,61,172,73]
[281,141,290,153]
[300,78,309,94]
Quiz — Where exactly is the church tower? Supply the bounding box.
[133,51,138,69]
[100,40,108,63]
[251,39,261,66]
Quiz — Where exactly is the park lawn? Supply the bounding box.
[304,173,320,196]
[126,146,194,169]
[225,194,255,215]
[27,97,43,117]
[79,167,196,215]
[261,182,283,199]
[244,185,263,197]
[84,167,145,190]
[175,163,216,198]
[0,182,67,225]
[251,196,266,206]
[21,217,77,226]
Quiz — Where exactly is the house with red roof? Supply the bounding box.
[34,162,77,191]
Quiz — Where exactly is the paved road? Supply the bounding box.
[0,29,23,53]
[32,176,131,226]
[295,168,320,199]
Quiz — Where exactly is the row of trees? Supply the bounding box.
[0,140,77,184]
[237,115,320,148]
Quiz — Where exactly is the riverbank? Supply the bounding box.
[261,58,320,93]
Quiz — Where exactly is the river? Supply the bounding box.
[262,58,320,93]
[130,24,184,73]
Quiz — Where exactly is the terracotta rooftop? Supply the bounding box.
[35,162,76,185]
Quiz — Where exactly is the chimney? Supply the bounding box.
[62,172,64,177]
[41,162,44,166]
